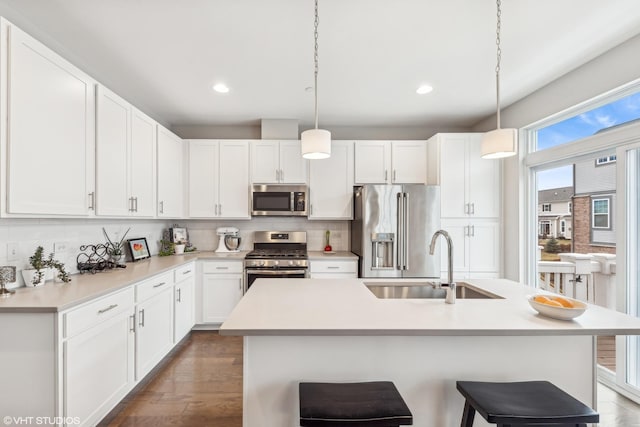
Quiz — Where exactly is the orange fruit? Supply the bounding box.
[542,300,564,308]
[551,296,574,308]
[533,295,551,304]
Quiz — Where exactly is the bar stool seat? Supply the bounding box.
[456,380,599,426]
[299,381,413,426]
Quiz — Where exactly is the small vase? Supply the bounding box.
[21,269,46,287]
[174,244,185,255]
[111,254,124,265]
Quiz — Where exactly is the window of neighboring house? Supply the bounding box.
[539,221,551,236]
[542,203,551,212]
[596,155,617,166]
[592,198,610,229]
[568,202,572,213]
[560,221,566,234]
[534,91,640,151]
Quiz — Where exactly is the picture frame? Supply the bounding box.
[127,237,150,262]
[170,227,188,243]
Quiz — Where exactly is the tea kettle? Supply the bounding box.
[216,227,241,253]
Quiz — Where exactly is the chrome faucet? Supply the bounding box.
[429,230,455,304]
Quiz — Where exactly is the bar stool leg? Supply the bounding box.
[461,400,475,427]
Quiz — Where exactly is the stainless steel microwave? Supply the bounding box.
[251,184,307,216]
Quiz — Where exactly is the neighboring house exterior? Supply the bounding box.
[573,154,617,254]
[537,186,573,239]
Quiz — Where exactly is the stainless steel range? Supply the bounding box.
[244,231,309,291]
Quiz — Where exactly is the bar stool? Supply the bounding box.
[456,380,599,426]
[299,381,413,426]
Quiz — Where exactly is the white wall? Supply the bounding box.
[473,33,640,282]
[0,219,169,288]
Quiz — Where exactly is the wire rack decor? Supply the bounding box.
[76,243,125,274]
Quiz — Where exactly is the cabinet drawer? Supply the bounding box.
[136,271,174,303]
[174,262,195,282]
[202,261,243,274]
[310,261,357,273]
[64,287,134,338]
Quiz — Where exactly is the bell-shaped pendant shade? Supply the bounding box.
[301,129,331,159]
[481,128,518,159]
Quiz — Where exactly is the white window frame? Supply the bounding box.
[596,155,617,166]
[542,203,551,212]
[592,198,611,229]
[560,220,566,234]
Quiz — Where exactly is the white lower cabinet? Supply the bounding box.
[440,219,500,280]
[201,261,244,324]
[63,288,135,426]
[174,263,195,342]
[135,273,175,381]
[310,260,358,279]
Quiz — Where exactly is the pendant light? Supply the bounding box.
[301,0,331,159]
[481,0,517,159]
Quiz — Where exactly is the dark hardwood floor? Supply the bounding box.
[100,331,640,426]
[100,332,242,427]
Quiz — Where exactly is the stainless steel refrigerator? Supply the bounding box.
[351,185,440,278]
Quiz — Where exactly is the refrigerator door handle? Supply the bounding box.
[397,192,404,270]
[403,192,409,270]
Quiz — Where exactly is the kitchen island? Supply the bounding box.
[220,278,640,427]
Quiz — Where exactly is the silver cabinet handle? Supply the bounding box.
[219,204,222,216]
[214,204,218,216]
[471,225,475,237]
[88,192,95,210]
[276,169,280,182]
[280,169,284,182]
[470,203,475,215]
[393,170,397,182]
[216,266,229,270]
[153,281,167,288]
[465,225,469,237]
[327,266,340,270]
[465,203,469,215]
[177,288,182,303]
[129,197,134,212]
[97,304,118,314]
[129,314,135,332]
[183,270,191,275]
[138,309,145,327]
[134,197,138,212]
[159,201,164,214]
[384,170,388,182]
[310,204,313,215]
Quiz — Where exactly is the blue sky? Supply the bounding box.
[536,91,640,190]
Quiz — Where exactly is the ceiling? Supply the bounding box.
[2,0,640,130]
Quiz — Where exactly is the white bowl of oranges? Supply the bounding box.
[527,294,587,320]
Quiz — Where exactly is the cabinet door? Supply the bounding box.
[250,140,279,183]
[157,126,183,217]
[6,25,94,216]
[219,140,250,218]
[202,274,243,323]
[188,140,218,218]
[130,108,156,217]
[309,141,354,219]
[95,86,130,216]
[440,219,470,280]
[135,288,174,380]
[354,141,390,184]
[467,135,501,218]
[279,140,308,183]
[174,278,195,343]
[439,135,468,217]
[64,311,134,424]
[391,141,427,184]
[468,221,501,274]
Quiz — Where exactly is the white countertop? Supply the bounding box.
[0,251,248,313]
[219,278,640,336]
[307,251,358,260]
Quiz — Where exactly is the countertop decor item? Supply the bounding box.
[77,243,125,274]
[527,294,587,320]
[102,227,130,265]
[480,0,517,159]
[300,0,331,159]
[0,266,16,297]
[23,246,71,285]
[324,230,332,252]
[127,237,151,261]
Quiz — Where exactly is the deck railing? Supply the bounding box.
[537,250,616,309]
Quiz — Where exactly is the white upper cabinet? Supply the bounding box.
[157,126,184,218]
[2,20,95,216]
[308,141,354,219]
[95,86,156,217]
[188,140,250,219]
[354,141,427,184]
[250,140,307,183]
[428,133,500,218]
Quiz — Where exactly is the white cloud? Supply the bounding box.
[579,112,616,128]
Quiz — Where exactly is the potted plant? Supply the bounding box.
[174,240,186,255]
[22,246,71,286]
[103,227,130,265]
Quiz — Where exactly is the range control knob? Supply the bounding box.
[288,260,294,266]
[274,260,279,266]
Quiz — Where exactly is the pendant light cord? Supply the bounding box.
[495,0,502,130]
[313,0,319,130]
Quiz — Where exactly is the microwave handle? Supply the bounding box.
[290,192,295,212]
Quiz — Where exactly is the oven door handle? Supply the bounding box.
[245,269,308,276]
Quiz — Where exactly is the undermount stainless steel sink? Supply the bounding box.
[364,281,503,300]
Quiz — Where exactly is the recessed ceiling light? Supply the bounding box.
[416,85,433,95]
[213,83,230,93]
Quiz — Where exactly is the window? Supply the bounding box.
[561,221,566,234]
[539,221,551,236]
[542,203,551,212]
[592,198,610,229]
[568,202,572,213]
[596,155,617,166]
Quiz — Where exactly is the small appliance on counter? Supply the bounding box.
[216,227,242,253]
